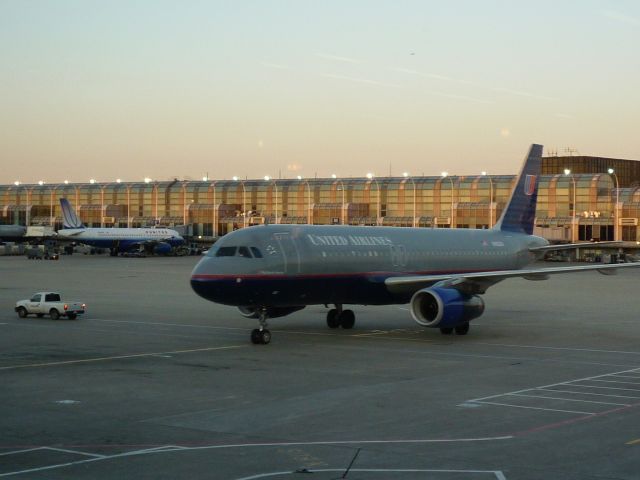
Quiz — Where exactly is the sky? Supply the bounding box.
[1,0,639,184]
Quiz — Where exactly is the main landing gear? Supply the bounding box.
[326,305,355,330]
[439,322,470,336]
[250,308,271,345]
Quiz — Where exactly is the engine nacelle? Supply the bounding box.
[238,306,305,319]
[409,287,485,328]
[153,242,172,255]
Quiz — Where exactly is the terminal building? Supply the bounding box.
[1,155,640,247]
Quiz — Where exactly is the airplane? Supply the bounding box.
[57,198,185,256]
[190,144,640,345]
[0,225,27,241]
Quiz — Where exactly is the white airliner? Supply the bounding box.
[58,198,184,256]
[191,144,640,344]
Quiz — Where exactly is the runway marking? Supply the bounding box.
[589,378,640,385]
[0,437,513,478]
[473,401,595,415]
[466,366,640,417]
[474,342,640,356]
[0,345,245,371]
[543,388,640,399]
[508,393,630,406]
[234,468,508,480]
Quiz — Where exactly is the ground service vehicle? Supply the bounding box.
[15,292,86,320]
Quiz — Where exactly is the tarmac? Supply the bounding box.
[1,253,640,479]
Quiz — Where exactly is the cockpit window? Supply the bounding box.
[216,246,237,257]
[237,246,251,258]
[250,247,263,258]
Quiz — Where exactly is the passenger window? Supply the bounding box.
[216,246,237,257]
[237,246,252,258]
[250,247,263,258]
[45,294,60,302]
[31,294,41,302]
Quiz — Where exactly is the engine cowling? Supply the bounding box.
[409,287,485,328]
[238,306,305,319]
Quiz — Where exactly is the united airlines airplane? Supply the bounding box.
[191,145,639,344]
[58,198,184,255]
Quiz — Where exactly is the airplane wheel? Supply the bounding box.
[340,310,355,329]
[250,329,262,344]
[326,309,341,329]
[455,323,470,335]
[440,327,454,335]
[260,329,271,345]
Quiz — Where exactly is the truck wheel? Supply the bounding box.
[67,313,77,320]
[50,309,60,320]
[17,307,27,318]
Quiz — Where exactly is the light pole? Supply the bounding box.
[403,172,417,227]
[366,173,380,226]
[265,176,278,224]
[49,181,69,228]
[332,174,346,224]
[608,168,620,241]
[181,181,191,227]
[297,176,312,224]
[564,169,577,242]
[233,176,246,227]
[481,172,494,227]
[13,181,23,225]
[210,180,218,237]
[441,172,455,228]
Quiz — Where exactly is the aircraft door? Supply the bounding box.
[390,244,407,270]
[273,232,301,274]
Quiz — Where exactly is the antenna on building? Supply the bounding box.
[565,147,579,156]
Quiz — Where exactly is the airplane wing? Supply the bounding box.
[529,241,622,253]
[384,262,640,296]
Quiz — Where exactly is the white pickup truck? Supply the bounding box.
[15,292,86,320]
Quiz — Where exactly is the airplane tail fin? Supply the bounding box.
[493,144,543,235]
[59,198,85,229]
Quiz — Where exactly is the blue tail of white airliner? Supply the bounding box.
[59,198,85,229]
[493,144,543,235]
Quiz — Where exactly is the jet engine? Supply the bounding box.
[409,287,485,328]
[153,242,172,255]
[238,306,306,319]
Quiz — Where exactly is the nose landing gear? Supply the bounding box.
[250,308,271,345]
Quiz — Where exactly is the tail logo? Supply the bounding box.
[524,175,537,196]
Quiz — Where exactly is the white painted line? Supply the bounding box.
[474,342,640,356]
[0,438,514,478]
[43,447,106,458]
[473,401,594,415]
[588,379,640,385]
[0,447,46,457]
[610,374,640,379]
[0,345,246,371]
[468,366,640,403]
[508,393,629,406]
[569,384,640,392]
[234,468,508,480]
[541,388,640,400]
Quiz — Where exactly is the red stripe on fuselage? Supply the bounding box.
[190,268,500,281]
